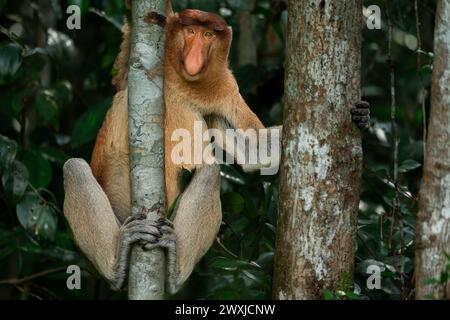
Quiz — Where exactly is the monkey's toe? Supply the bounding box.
[143,233,176,251]
[157,217,174,229]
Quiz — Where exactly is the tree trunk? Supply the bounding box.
[127,0,167,300]
[415,0,450,300]
[273,0,363,300]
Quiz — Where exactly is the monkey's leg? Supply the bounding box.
[144,164,222,294]
[63,158,162,290]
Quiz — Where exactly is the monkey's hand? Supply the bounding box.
[351,101,370,130]
[143,218,179,295]
[112,214,162,290]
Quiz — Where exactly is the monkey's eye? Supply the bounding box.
[204,31,215,38]
[187,27,195,34]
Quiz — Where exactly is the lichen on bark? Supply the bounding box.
[127,0,167,300]
[415,0,450,300]
[273,0,363,300]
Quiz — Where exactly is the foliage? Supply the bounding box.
[0,0,439,299]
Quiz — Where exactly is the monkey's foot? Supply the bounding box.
[351,100,370,130]
[142,218,179,295]
[111,214,164,290]
[143,218,176,251]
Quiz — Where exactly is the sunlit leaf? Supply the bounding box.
[220,164,245,185]
[16,192,58,242]
[1,160,29,203]
[39,147,70,168]
[398,159,421,173]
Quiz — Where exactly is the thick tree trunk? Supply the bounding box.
[273,0,363,299]
[127,0,167,300]
[415,0,450,300]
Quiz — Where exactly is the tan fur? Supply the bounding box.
[67,2,268,292]
[92,8,265,210]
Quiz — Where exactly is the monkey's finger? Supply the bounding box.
[157,218,174,229]
[122,218,164,233]
[123,224,162,237]
[123,233,159,246]
[352,116,369,123]
[355,101,370,109]
[143,235,176,251]
[351,108,370,116]
[358,122,369,129]
[159,225,175,235]
[122,213,147,227]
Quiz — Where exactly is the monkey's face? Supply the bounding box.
[171,9,231,82]
[180,25,218,80]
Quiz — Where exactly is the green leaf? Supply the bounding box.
[0,43,22,84]
[20,149,52,188]
[210,257,241,271]
[1,160,29,203]
[53,81,73,106]
[398,160,421,173]
[39,147,70,168]
[71,98,111,148]
[0,86,34,118]
[36,89,59,128]
[322,289,336,300]
[345,291,360,300]
[209,257,256,271]
[221,192,245,214]
[16,192,58,242]
[420,64,432,77]
[220,164,245,185]
[0,135,18,173]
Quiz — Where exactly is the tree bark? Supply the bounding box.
[127,0,167,300]
[273,0,363,299]
[415,0,450,300]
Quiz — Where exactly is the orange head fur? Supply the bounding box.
[166,9,232,83]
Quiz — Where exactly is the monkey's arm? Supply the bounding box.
[210,93,370,173]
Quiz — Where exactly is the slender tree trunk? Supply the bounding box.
[415,0,450,300]
[273,0,363,300]
[127,0,167,300]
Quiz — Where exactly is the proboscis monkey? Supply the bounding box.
[62,0,370,294]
